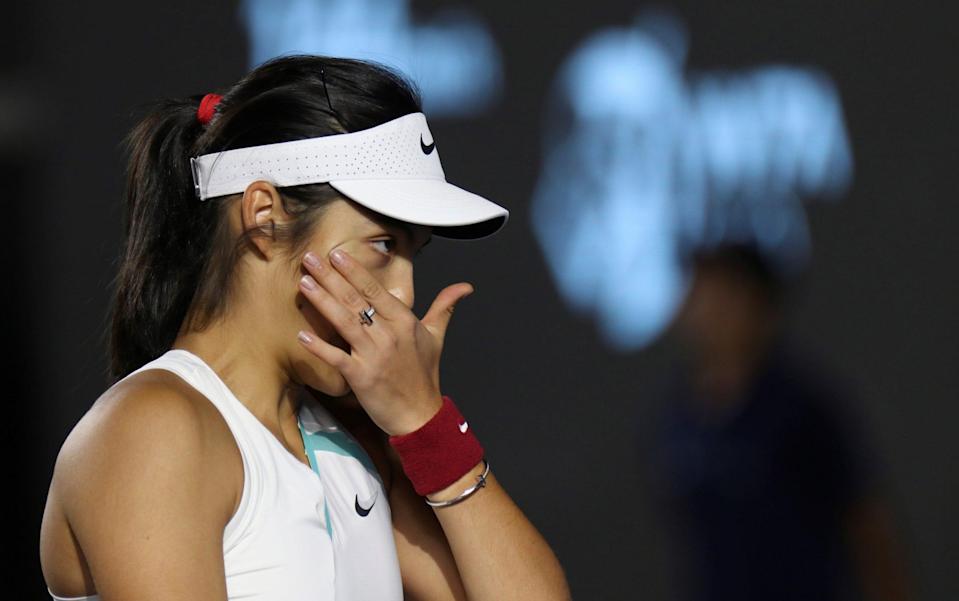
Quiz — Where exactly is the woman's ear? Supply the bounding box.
[239,180,287,259]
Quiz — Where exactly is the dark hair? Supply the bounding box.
[689,243,787,306]
[110,55,422,380]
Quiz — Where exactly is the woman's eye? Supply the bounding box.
[371,238,396,255]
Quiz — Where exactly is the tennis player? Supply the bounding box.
[40,55,571,601]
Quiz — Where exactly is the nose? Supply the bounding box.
[389,285,415,309]
[383,260,415,309]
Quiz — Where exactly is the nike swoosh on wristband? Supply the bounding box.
[355,494,374,517]
[420,134,436,155]
[459,421,469,434]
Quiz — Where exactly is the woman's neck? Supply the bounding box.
[172,309,302,437]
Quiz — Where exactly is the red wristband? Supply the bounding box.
[388,395,484,496]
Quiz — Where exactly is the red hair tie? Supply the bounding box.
[197,93,223,125]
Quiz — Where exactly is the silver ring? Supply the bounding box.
[359,305,376,326]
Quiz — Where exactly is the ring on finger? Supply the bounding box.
[359,305,376,326]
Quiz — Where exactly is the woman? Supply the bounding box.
[39,55,571,600]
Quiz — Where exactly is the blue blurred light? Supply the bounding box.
[240,0,502,116]
[531,10,853,351]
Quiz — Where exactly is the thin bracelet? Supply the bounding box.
[425,460,490,508]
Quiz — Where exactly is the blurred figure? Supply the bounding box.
[652,243,911,601]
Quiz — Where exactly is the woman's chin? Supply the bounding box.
[333,392,362,410]
[289,342,358,404]
[302,384,362,410]
[311,376,351,398]
[291,359,351,397]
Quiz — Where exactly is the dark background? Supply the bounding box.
[7,1,957,598]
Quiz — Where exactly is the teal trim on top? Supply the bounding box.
[323,500,333,538]
[296,418,378,479]
[296,417,383,538]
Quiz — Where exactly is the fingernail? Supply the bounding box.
[304,252,322,269]
[330,249,346,265]
[300,275,318,290]
[297,331,313,344]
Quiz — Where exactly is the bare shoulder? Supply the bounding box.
[42,368,241,598]
[56,368,241,518]
[55,368,238,499]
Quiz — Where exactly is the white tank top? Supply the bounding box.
[48,349,403,601]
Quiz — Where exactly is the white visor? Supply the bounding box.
[190,112,508,239]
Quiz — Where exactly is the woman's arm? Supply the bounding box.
[296,249,571,601]
[388,448,467,601]
[426,462,570,601]
[342,410,567,601]
[391,454,570,601]
[51,372,238,601]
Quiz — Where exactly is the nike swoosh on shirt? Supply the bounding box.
[355,494,374,517]
[459,421,469,434]
[421,134,436,155]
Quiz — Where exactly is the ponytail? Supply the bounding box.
[110,97,217,379]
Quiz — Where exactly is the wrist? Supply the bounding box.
[425,459,488,504]
[387,394,444,437]
[388,395,485,496]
